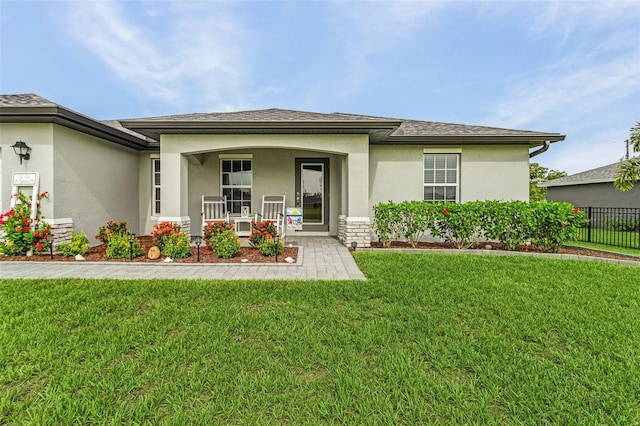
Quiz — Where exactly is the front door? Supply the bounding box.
[295,158,329,232]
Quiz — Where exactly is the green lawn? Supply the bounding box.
[569,240,640,257]
[579,228,640,250]
[1,253,639,424]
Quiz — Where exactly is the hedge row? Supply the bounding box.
[372,200,588,252]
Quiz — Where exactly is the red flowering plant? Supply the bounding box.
[95,220,128,246]
[203,221,234,249]
[248,220,278,248]
[0,191,52,256]
[150,221,182,252]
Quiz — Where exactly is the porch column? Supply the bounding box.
[158,151,191,233]
[338,146,371,247]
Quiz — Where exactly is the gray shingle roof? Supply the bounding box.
[128,108,560,137]
[2,94,565,146]
[540,162,631,187]
[0,93,56,107]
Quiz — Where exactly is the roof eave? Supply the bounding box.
[381,134,566,145]
[1,106,154,150]
[539,178,616,187]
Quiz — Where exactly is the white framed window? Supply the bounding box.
[424,153,459,202]
[152,158,161,215]
[221,159,252,214]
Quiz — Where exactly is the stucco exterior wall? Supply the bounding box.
[547,183,640,208]
[52,125,140,243]
[368,144,530,211]
[0,123,54,217]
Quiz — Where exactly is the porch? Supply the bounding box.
[152,135,373,247]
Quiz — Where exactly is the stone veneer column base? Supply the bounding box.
[157,216,191,237]
[48,218,74,247]
[338,215,371,248]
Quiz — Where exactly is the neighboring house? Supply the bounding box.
[540,162,640,208]
[1,93,565,247]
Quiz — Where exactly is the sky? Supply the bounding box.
[1,0,638,175]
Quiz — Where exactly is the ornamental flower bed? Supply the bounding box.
[0,235,298,263]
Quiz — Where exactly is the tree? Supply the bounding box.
[614,121,640,191]
[530,162,567,202]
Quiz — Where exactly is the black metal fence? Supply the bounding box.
[577,207,640,250]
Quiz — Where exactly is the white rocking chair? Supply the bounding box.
[255,195,286,238]
[202,195,229,231]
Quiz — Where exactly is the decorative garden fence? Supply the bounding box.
[577,207,640,250]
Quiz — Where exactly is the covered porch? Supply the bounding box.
[153,135,372,247]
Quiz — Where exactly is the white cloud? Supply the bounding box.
[65,2,249,111]
[485,53,640,130]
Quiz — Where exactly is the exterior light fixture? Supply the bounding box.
[128,233,136,261]
[351,241,358,251]
[192,235,202,262]
[274,234,280,262]
[11,141,31,164]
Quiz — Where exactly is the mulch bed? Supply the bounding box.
[368,241,640,262]
[0,236,298,264]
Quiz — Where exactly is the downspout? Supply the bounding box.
[529,140,550,158]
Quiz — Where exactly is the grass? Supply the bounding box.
[1,253,639,424]
[568,240,640,257]
[579,228,640,251]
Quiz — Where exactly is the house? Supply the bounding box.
[1,93,565,247]
[540,162,640,208]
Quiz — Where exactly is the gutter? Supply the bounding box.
[529,140,550,158]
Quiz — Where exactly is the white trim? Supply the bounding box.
[423,153,460,202]
[345,216,371,222]
[423,147,462,153]
[150,153,160,159]
[158,216,191,222]
[47,217,73,225]
[219,153,253,159]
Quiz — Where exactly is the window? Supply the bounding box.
[423,153,459,202]
[221,159,252,214]
[152,158,161,215]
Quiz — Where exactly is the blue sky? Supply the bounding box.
[1,0,638,175]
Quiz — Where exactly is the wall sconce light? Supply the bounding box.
[11,141,31,164]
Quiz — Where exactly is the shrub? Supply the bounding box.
[95,220,128,246]
[258,238,284,257]
[483,200,533,250]
[371,200,586,252]
[398,201,434,247]
[431,201,486,249]
[249,221,278,247]
[529,202,587,252]
[105,233,143,259]
[372,201,403,247]
[57,232,89,257]
[150,221,182,252]
[0,191,51,255]
[203,221,234,247]
[162,232,191,259]
[209,229,241,258]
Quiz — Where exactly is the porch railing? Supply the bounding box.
[577,206,640,250]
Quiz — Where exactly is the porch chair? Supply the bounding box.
[255,194,286,238]
[202,195,229,231]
